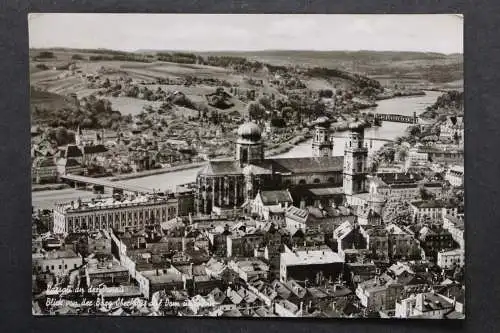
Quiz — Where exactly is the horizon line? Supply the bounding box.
[29,46,463,56]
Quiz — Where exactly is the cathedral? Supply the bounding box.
[195,117,384,215]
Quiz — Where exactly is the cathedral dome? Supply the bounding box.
[237,121,262,142]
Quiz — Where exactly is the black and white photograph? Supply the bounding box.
[29,14,464,319]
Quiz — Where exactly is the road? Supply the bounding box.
[32,188,103,210]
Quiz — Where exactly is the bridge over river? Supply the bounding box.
[374,112,418,124]
[60,174,155,194]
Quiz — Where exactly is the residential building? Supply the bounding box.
[32,248,82,276]
[251,189,293,219]
[32,157,58,184]
[443,214,465,250]
[395,292,456,319]
[280,245,344,283]
[410,200,458,224]
[437,249,464,269]
[355,277,403,312]
[228,259,270,282]
[446,165,464,187]
[56,158,85,176]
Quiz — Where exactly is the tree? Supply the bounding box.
[258,96,272,110]
[409,125,421,138]
[318,89,334,98]
[247,102,265,121]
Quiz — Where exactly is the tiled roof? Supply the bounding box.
[83,144,108,154]
[389,183,418,189]
[259,190,293,205]
[306,187,344,197]
[377,172,422,184]
[65,158,82,167]
[270,156,343,174]
[65,145,83,158]
[411,200,455,209]
[198,161,242,176]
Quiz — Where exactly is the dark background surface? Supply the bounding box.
[0,1,498,332]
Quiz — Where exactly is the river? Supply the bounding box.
[32,91,442,210]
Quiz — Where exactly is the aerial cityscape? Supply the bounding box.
[30,14,464,318]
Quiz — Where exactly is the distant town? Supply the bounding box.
[31,47,464,318]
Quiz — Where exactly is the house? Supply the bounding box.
[445,165,464,187]
[32,248,82,276]
[228,258,269,282]
[443,214,464,250]
[385,224,422,260]
[439,116,464,143]
[395,291,456,319]
[226,229,265,257]
[140,267,184,299]
[62,145,84,164]
[279,245,344,283]
[85,256,130,287]
[404,147,429,170]
[355,276,403,312]
[32,157,58,184]
[437,249,464,269]
[359,225,390,262]
[56,158,85,176]
[355,205,382,226]
[410,200,458,224]
[418,226,457,261]
[252,190,293,219]
[274,299,303,317]
[82,144,108,165]
[284,205,309,234]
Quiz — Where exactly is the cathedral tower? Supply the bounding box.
[236,121,264,166]
[343,121,368,196]
[312,116,333,157]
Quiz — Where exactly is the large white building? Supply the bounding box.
[53,194,178,234]
[395,292,457,319]
[446,165,464,187]
[437,249,464,269]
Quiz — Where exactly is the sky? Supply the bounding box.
[28,14,463,54]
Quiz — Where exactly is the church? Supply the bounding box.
[195,117,385,215]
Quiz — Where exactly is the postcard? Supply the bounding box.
[30,14,464,318]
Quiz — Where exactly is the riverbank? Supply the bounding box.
[109,162,208,181]
[376,90,426,101]
[32,183,71,192]
[265,133,313,157]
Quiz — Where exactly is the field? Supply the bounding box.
[196,50,463,90]
[29,48,463,118]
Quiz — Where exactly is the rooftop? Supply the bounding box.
[258,190,293,205]
[281,247,343,266]
[55,194,173,213]
[285,206,309,223]
[411,200,456,209]
[35,248,79,260]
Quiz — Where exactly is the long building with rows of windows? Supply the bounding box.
[52,194,178,234]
